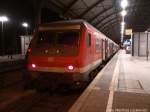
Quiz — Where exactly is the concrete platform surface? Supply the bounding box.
[69,50,150,112]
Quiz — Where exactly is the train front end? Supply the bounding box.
[26,23,84,85]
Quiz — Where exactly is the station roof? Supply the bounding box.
[37,0,150,43]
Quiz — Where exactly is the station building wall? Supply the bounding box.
[20,35,32,55]
[132,32,150,57]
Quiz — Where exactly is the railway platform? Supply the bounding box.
[69,50,150,112]
[0,54,25,73]
[0,54,24,63]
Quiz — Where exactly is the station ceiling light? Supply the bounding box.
[121,28,124,32]
[121,10,127,17]
[22,22,29,28]
[121,28,124,31]
[121,0,128,9]
[121,21,125,26]
[0,16,8,22]
[121,32,124,34]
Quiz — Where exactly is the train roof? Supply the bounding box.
[40,19,103,34]
[39,19,118,45]
[40,19,86,26]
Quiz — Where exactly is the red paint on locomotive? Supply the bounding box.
[26,20,118,85]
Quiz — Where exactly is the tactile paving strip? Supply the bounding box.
[112,91,150,112]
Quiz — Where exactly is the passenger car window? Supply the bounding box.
[96,37,101,52]
[86,33,91,47]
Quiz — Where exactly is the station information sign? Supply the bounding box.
[125,29,132,35]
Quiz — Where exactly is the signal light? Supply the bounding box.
[67,65,74,71]
[32,64,36,68]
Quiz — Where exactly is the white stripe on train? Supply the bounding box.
[30,59,102,73]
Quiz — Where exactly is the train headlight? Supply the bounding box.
[32,64,36,68]
[67,65,74,71]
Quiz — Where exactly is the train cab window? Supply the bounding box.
[57,31,79,47]
[86,33,91,47]
[34,30,80,56]
[36,30,80,47]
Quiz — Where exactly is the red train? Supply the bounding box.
[26,20,118,88]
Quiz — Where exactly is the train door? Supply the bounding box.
[102,39,105,61]
[108,42,110,57]
[105,39,108,59]
[86,31,92,64]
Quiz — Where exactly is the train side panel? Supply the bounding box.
[80,25,103,73]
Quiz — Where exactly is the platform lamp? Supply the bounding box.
[120,10,127,45]
[22,22,29,55]
[0,16,8,55]
[22,22,29,35]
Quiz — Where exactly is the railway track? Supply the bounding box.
[0,84,83,112]
[29,89,82,112]
[0,69,25,89]
[0,60,25,88]
[0,67,88,112]
[0,60,25,73]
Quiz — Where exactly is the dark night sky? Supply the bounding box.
[0,0,62,54]
[0,0,34,34]
[0,0,34,54]
[0,0,34,22]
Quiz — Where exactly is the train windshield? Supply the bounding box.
[37,30,80,47]
[33,30,80,56]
